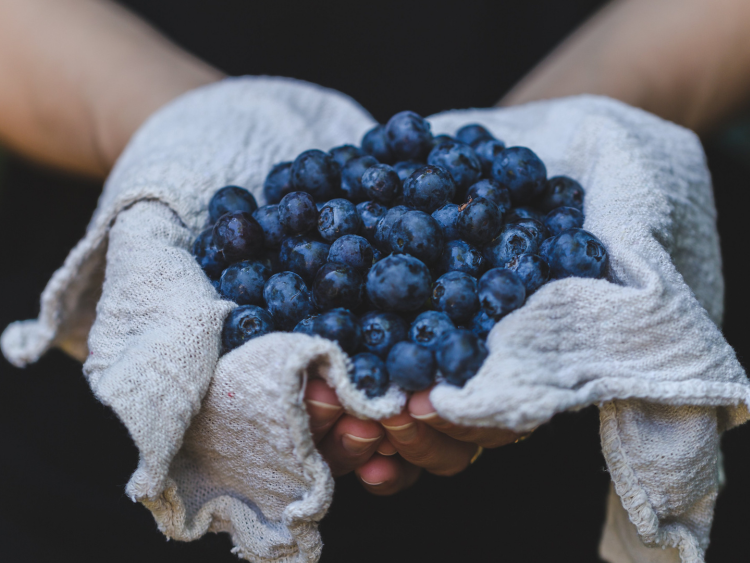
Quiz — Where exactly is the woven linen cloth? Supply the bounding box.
[2,76,749,562]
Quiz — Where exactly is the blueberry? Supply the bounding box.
[472,138,506,175]
[355,201,388,244]
[329,144,364,168]
[385,111,433,161]
[312,262,364,310]
[544,206,584,236]
[455,124,493,146]
[389,210,445,265]
[491,146,547,204]
[409,311,455,350]
[318,198,362,242]
[393,160,425,181]
[546,228,608,280]
[208,186,258,224]
[432,134,456,148]
[483,223,539,268]
[436,239,486,277]
[432,271,480,323]
[402,165,456,213]
[278,191,318,235]
[281,238,331,284]
[367,254,432,312]
[427,140,482,196]
[361,164,401,204]
[435,329,488,387]
[539,176,585,213]
[211,279,221,292]
[312,308,364,355]
[328,235,374,271]
[374,205,411,252]
[477,268,526,321]
[350,353,390,398]
[539,236,557,262]
[508,217,548,247]
[192,228,227,279]
[505,253,550,294]
[507,206,544,223]
[360,311,408,358]
[290,149,341,201]
[252,204,286,250]
[455,197,503,246]
[386,342,436,392]
[431,203,461,241]
[222,305,275,352]
[263,272,315,330]
[263,162,294,204]
[293,316,318,335]
[341,155,379,202]
[212,211,265,262]
[468,310,496,339]
[466,179,511,214]
[219,260,272,305]
[361,125,394,164]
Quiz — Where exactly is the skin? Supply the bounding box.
[3,0,750,494]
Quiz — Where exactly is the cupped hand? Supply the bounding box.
[305,379,525,495]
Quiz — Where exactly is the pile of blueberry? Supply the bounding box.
[192,111,609,397]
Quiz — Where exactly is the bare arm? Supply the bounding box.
[501,0,750,135]
[0,0,223,178]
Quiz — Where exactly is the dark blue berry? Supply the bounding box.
[278,191,318,235]
[385,111,433,161]
[293,316,318,335]
[367,254,432,312]
[505,254,550,294]
[435,329,488,387]
[290,149,341,201]
[328,235,374,271]
[507,206,544,223]
[252,204,286,250]
[211,279,221,292]
[350,353,390,398]
[341,155,379,202]
[312,262,364,310]
[468,310,495,339]
[281,238,330,284]
[491,146,547,204]
[436,239,486,277]
[312,308,363,355]
[432,134,456,148]
[222,305,275,351]
[455,124,493,146]
[539,236,556,262]
[546,228,608,280]
[393,160,424,181]
[355,201,387,244]
[263,162,294,205]
[483,224,539,268]
[431,204,461,241]
[409,311,455,350]
[386,342,436,392]
[192,228,227,279]
[455,197,503,246]
[212,211,265,262]
[432,271,480,323]
[402,165,456,213]
[509,217,548,247]
[540,176,585,213]
[317,198,362,242]
[389,210,445,265]
[209,186,258,224]
[362,125,394,164]
[361,164,401,204]
[466,179,511,214]
[544,206,584,236]
[329,144,364,168]
[219,260,271,305]
[263,272,315,330]
[360,311,408,358]
[427,140,482,196]
[478,268,526,321]
[374,205,411,252]
[472,138,506,175]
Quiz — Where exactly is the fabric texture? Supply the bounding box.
[2,76,749,562]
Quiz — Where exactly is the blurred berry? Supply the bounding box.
[312,308,364,355]
[192,228,227,279]
[427,140,482,196]
[329,144,364,168]
[341,155,379,202]
[436,239,486,277]
[455,124,493,146]
[546,228,609,280]
[209,186,258,224]
[435,329,488,387]
[252,204,286,250]
[362,125,394,163]
[478,268,526,321]
[544,206,584,236]
[539,176,585,213]
[387,342,436,392]
[263,162,294,204]
[385,111,434,161]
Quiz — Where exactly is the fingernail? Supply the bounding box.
[411,411,439,422]
[376,440,398,456]
[306,400,342,428]
[361,479,385,486]
[382,422,418,443]
[342,434,380,455]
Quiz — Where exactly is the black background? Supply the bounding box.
[1,1,749,561]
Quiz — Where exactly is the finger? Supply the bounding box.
[408,388,521,449]
[355,454,422,496]
[317,414,384,477]
[304,378,343,444]
[381,411,477,477]
[376,437,398,457]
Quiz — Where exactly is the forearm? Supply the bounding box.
[0,0,223,178]
[501,0,750,135]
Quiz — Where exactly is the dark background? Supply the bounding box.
[2,1,749,561]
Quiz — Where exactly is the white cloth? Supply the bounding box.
[2,77,749,563]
